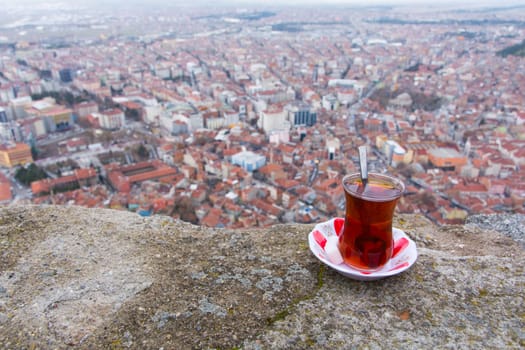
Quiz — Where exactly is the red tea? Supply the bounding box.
[339,174,404,271]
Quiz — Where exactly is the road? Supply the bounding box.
[36,127,87,147]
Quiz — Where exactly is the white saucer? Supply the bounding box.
[308,218,418,281]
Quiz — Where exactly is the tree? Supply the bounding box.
[125,108,140,121]
[410,91,443,112]
[194,136,207,146]
[15,163,48,186]
[99,130,113,144]
[369,87,393,108]
[205,177,221,189]
[496,39,525,58]
[396,162,415,178]
[30,145,39,160]
[171,197,198,224]
[136,144,149,159]
[252,170,266,182]
[413,191,437,212]
[64,92,75,106]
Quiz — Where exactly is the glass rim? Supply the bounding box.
[342,172,405,202]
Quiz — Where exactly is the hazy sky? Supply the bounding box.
[229,0,517,3]
[0,0,523,13]
[0,0,521,5]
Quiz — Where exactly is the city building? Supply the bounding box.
[74,102,99,118]
[0,142,33,168]
[428,148,468,170]
[160,113,189,135]
[31,168,98,196]
[383,139,412,166]
[322,94,338,111]
[106,160,178,192]
[44,106,73,131]
[24,99,73,132]
[231,150,266,172]
[286,103,317,127]
[0,107,8,123]
[99,109,125,130]
[59,68,74,83]
[258,106,289,134]
[0,85,15,103]
[9,96,33,119]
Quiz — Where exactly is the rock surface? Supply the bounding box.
[0,205,523,349]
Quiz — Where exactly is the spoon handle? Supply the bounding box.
[358,145,368,185]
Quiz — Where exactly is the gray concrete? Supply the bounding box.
[0,205,523,349]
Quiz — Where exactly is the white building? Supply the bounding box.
[223,111,240,127]
[258,107,288,134]
[143,105,162,125]
[0,121,21,142]
[9,97,32,119]
[100,109,125,130]
[384,140,407,166]
[160,113,189,135]
[326,137,341,160]
[189,113,204,131]
[0,85,15,102]
[269,130,290,145]
[231,151,266,172]
[205,115,225,130]
[322,94,338,111]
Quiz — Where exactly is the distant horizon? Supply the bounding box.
[1,0,525,8]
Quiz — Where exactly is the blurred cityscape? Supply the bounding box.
[0,2,524,227]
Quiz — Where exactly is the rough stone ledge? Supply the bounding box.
[0,205,523,349]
